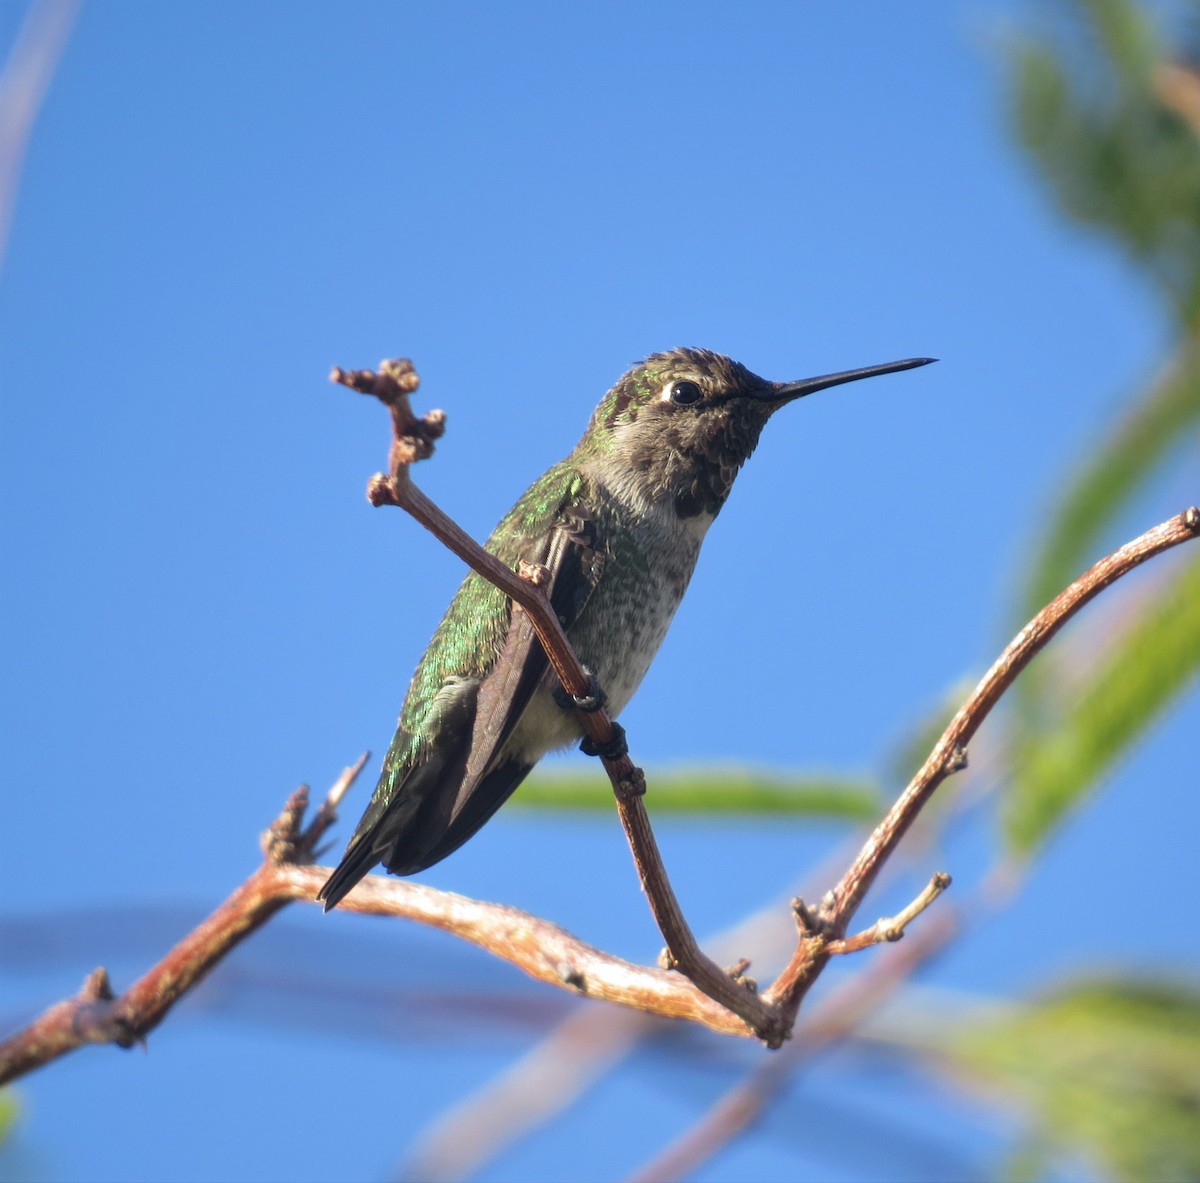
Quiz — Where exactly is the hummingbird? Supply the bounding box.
[319,348,934,910]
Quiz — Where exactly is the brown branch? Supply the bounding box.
[332,359,781,1044]
[0,756,368,1086]
[280,867,749,1034]
[2,753,783,1087]
[0,791,796,1086]
[762,506,1200,1023]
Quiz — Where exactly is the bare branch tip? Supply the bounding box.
[379,357,419,390]
[858,870,953,948]
[331,364,379,394]
[82,966,115,1002]
[261,785,310,862]
[325,751,370,811]
[367,473,402,507]
[791,897,820,935]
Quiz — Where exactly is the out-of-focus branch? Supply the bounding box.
[0,0,78,273]
[402,1007,663,1183]
[1156,61,1200,137]
[630,907,963,1183]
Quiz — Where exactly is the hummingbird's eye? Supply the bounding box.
[667,380,702,406]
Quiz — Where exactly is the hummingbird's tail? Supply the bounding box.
[316,835,384,912]
[317,754,538,910]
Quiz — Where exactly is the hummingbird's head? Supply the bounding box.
[582,347,933,521]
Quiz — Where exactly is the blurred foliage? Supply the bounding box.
[0,1089,17,1146]
[1001,0,1200,856]
[514,768,882,820]
[933,978,1200,1183]
[1006,547,1200,851]
[1010,0,1200,322]
[1019,349,1200,620]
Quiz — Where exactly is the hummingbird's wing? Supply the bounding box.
[319,502,605,908]
[414,508,606,869]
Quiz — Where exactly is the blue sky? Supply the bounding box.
[1,3,1196,1181]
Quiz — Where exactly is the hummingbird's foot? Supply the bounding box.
[553,669,608,713]
[580,722,628,761]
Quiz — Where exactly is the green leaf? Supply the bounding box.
[938,977,1200,1183]
[513,768,883,821]
[1005,548,1200,855]
[1018,352,1200,626]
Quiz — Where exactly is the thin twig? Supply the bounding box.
[825,872,952,955]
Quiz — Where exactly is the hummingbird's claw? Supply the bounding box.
[578,715,628,763]
[580,721,628,761]
[553,669,608,713]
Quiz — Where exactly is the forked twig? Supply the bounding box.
[820,872,951,955]
[761,506,1200,1024]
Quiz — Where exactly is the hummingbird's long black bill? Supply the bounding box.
[768,356,937,403]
